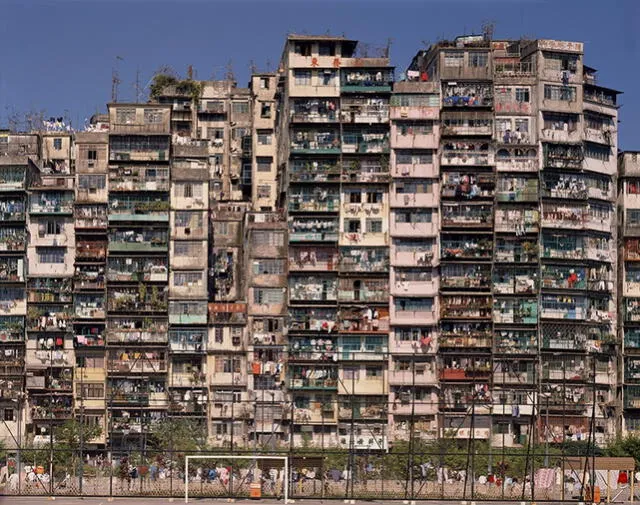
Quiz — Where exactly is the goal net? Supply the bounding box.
[184,455,289,503]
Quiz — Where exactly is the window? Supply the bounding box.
[395,297,434,311]
[469,52,488,67]
[260,77,270,89]
[143,108,163,124]
[544,52,578,73]
[257,132,272,145]
[544,85,576,101]
[174,271,203,287]
[318,42,335,56]
[261,103,272,119]
[257,157,272,172]
[254,375,277,390]
[343,367,360,380]
[395,209,433,223]
[294,70,312,86]
[80,383,104,399]
[391,94,439,107]
[77,355,104,368]
[38,220,62,237]
[585,144,611,162]
[515,88,530,103]
[232,102,249,114]
[366,366,382,378]
[366,191,383,204]
[173,241,200,257]
[252,230,284,247]
[78,175,106,190]
[444,52,464,67]
[115,108,136,124]
[37,247,64,264]
[4,409,13,422]
[205,100,224,113]
[214,327,223,343]
[346,219,361,233]
[232,127,250,140]
[254,288,284,304]
[366,219,382,233]
[294,42,311,56]
[215,357,242,374]
[175,211,203,230]
[321,70,336,86]
[53,138,62,150]
[253,259,285,275]
[207,128,224,140]
[88,149,97,161]
[257,185,271,199]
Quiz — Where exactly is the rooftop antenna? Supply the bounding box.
[112,56,124,103]
[266,59,272,73]
[385,37,393,58]
[187,65,194,80]
[225,60,235,82]
[134,67,142,103]
[482,21,496,41]
[249,60,257,75]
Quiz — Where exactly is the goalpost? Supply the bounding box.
[185,455,289,504]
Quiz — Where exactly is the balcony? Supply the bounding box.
[440,238,492,261]
[337,279,389,303]
[107,322,168,345]
[341,160,390,183]
[29,193,73,215]
[494,331,537,354]
[288,194,340,213]
[342,132,389,154]
[441,145,492,167]
[338,307,389,333]
[0,316,25,342]
[290,130,340,154]
[339,247,388,273]
[494,209,539,234]
[440,266,489,291]
[109,167,170,192]
[30,174,74,191]
[390,188,438,208]
[440,332,492,350]
[290,98,339,123]
[0,167,26,191]
[289,276,337,304]
[108,230,168,253]
[108,199,169,222]
[495,178,539,202]
[289,247,338,273]
[0,295,26,317]
[540,127,582,144]
[172,139,210,158]
[76,241,107,262]
[0,228,26,252]
[340,101,389,124]
[339,231,388,247]
[495,149,539,172]
[441,296,491,320]
[442,204,493,229]
[442,82,493,107]
[107,257,168,283]
[0,258,24,283]
[493,299,538,325]
[340,69,393,93]
[290,160,341,183]
[390,395,438,417]
[289,216,338,243]
[108,288,168,314]
[107,354,167,374]
[543,144,583,170]
[494,61,535,80]
[288,308,337,333]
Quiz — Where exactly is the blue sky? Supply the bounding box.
[1,0,638,149]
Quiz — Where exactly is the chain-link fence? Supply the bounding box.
[2,447,625,500]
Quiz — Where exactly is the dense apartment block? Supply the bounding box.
[0,32,627,454]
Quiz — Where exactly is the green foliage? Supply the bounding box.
[605,435,640,466]
[149,73,203,102]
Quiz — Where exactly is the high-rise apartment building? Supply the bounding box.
[0,32,627,455]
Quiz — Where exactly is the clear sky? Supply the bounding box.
[1,0,638,149]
